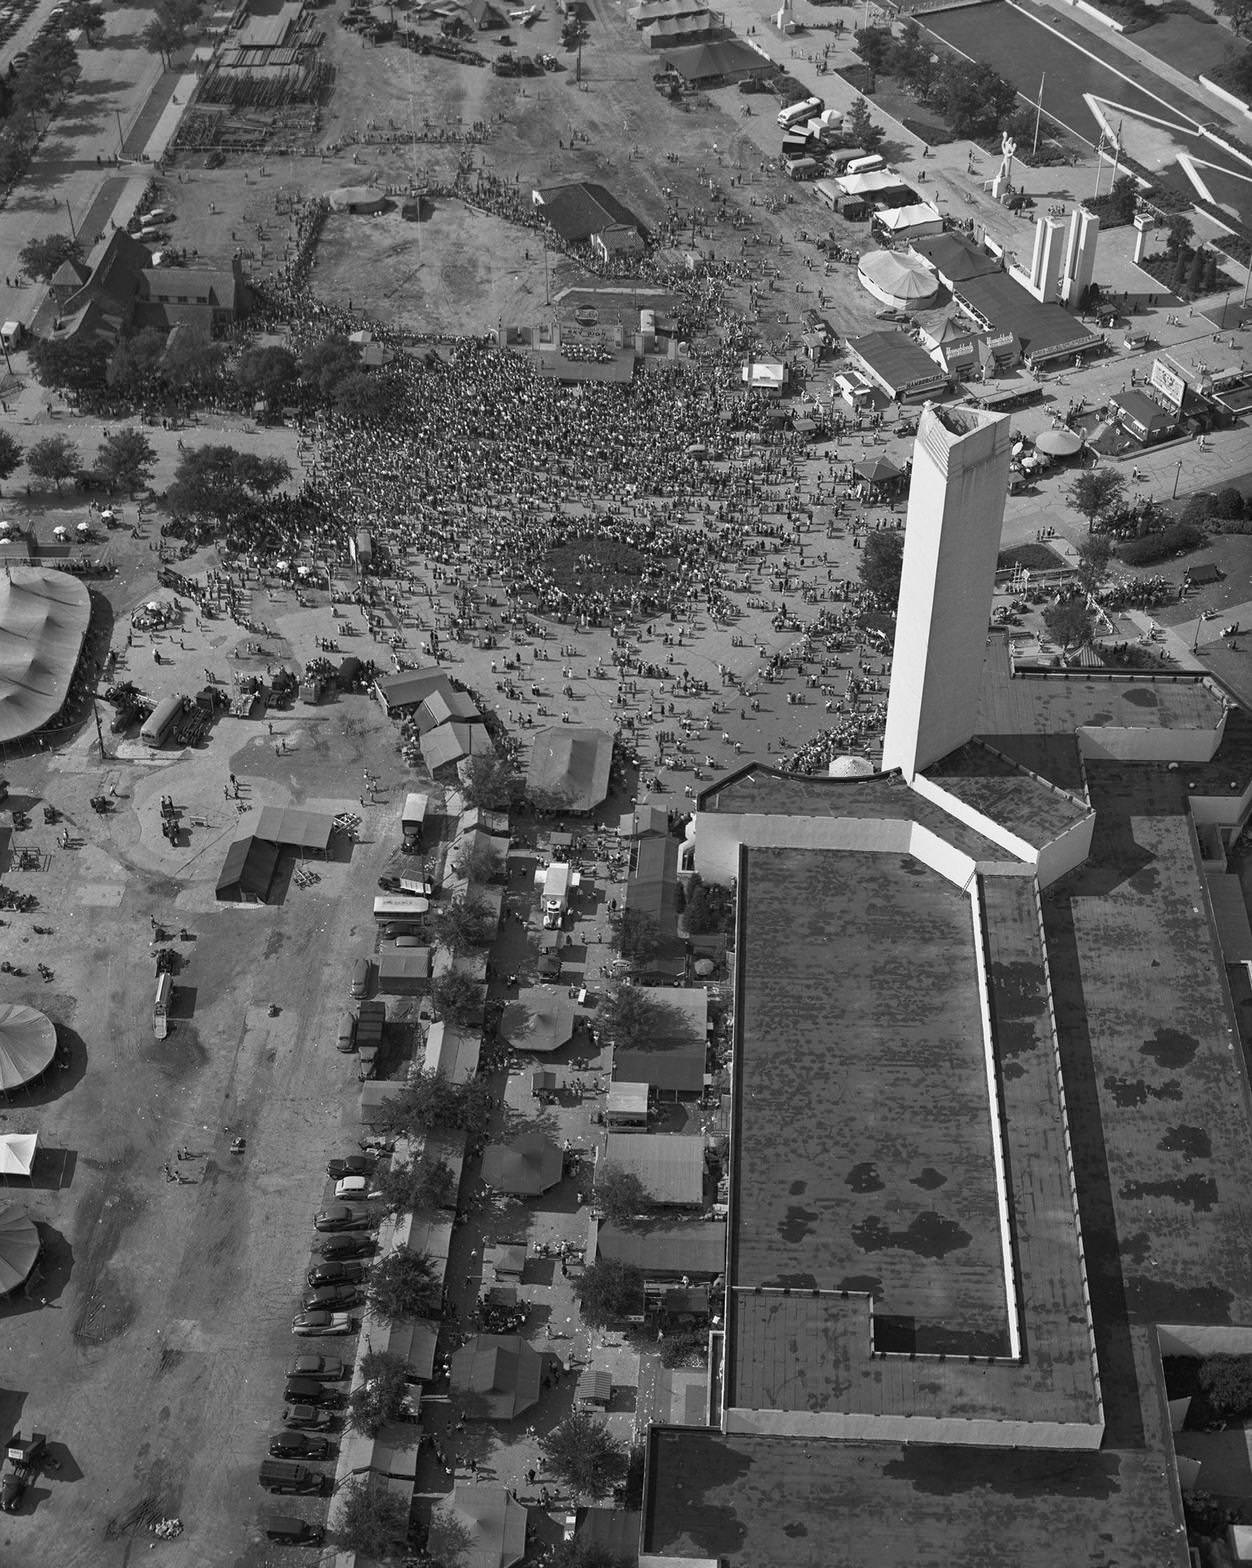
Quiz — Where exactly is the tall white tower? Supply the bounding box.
[881,404,1012,780]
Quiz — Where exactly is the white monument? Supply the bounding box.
[881,404,1013,780]
[991,129,1016,200]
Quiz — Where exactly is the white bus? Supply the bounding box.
[843,153,885,176]
[778,95,823,130]
[373,896,430,922]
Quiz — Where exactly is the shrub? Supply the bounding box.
[1118,521,1206,565]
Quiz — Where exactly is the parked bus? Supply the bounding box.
[372,896,430,922]
[783,155,820,181]
[777,95,823,129]
[826,146,868,175]
[843,153,885,176]
[141,694,185,747]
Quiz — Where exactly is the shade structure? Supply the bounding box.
[525,726,613,814]
[0,568,91,744]
[0,1133,37,1177]
[482,1132,563,1197]
[449,1333,543,1421]
[437,1484,527,1568]
[1034,427,1085,457]
[0,1004,57,1092]
[857,249,939,311]
[0,1206,39,1295]
[852,455,902,485]
[499,988,576,1055]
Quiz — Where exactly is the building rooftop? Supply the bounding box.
[924,739,1091,846]
[641,1423,1182,1568]
[732,847,1008,1341]
[954,272,1103,362]
[909,229,1003,284]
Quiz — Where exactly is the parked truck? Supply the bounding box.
[536,862,580,928]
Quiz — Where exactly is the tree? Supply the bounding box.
[539,1409,629,1499]
[95,427,155,493]
[597,984,688,1053]
[162,333,226,393]
[611,908,662,967]
[460,752,523,809]
[1042,600,1095,654]
[1165,212,1194,258]
[550,1539,634,1568]
[595,1163,649,1224]
[852,25,892,75]
[235,343,298,404]
[683,875,734,936]
[429,891,495,955]
[0,431,23,491]
[1067,468,1126,533]
[933,59,1017,140]
[1199,1355,1252,1418]
[1186,247,1206,296]
[166,444,290,529]
[28,334,108,392]
[345,1349,415,1439]
[844,96,884,153]
[1074,534,1113,596]
[574,1257,644,1327]
[25,434,78,490]
[334,1477,411,1560]
[18,233,81,282]
[429,969,486,1027]
[367,1250,443,1322]
[333,369,400,423]
[61,0,107,39]
[301,333,362,398]
[370,1153,456,1217]
[377,1067,496,1139]
[425,1505,476,1568]
[142,4,189,64]
[452,839,502,883]
[857,530,904,609]
[106,327,167,392]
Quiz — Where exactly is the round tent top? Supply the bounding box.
[828,754,874,778]
[0,1004,57,1092]
[0,1206,39,1296]
[857,249,939,307]
[1034,427,1084,457]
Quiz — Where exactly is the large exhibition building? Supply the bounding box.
[639,405,1252,1567]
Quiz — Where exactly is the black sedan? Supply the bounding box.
[287,1354,345,1381]
[313,1205,373,1232]
[312,1233,376,1260]
[327,1155,374,1180]
[269,1431,332,1460]
[302,1282,365,1312]
[283,1404,335,1431]
[307,1259,366,1289]
[284,1377,340,1408]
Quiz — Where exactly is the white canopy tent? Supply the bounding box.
[0,1133,36,1177]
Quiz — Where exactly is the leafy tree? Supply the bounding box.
[26,434,78,490]
[425,1505,476,1568]
[858,530,904,609]
[0,134,27,189]
[1165,213,1194,258]
[429,891,495,954]
[377,1067,496,1139]
[106,327,167,392]
[370,1153,456,1217]
[1213,487,1246,521]
[345,1349,416,1439]
[1067,468,1126,532]
[162,333,226,393]
[1186,247,1206,296]
[142,3,190,64]
[300,333,361,398]
[595,1162,649,1224]
[333,369,400,423]
[460,752,523,809]
[1199,1355,1252,1418]
[166,444,290,528]
[844,96,884,153]
[367,1250,443,1323]
[0,431,23,491]
[429,969,486,1027]
[235,343,298,403]
[539,1409,629,1499]
[334,1476,411,1560]
[61,0,107,38]
[95,427,155,493]
[933,59,1017,140]
[28,334,108,391]
[611,908,663,967]
[684,875,734,935]
[597,983,687,1052]
[574,1257,644,1327]
[550,1539,634,1568]
[852,24,892,75]
[452,839,502,883]
[1042,600,1095,654]
[19,233,81,282]
[1202,251,1219,294]
[1074,534,1113,596]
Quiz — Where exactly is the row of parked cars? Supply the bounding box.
[257,1153,386,1544]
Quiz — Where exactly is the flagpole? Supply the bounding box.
[1032,73,1045,158]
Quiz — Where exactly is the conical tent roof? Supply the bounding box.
[0,1133,37,1176]
[0,1004,57,1091]
[0,1206,39,1295]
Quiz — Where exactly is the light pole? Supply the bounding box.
[1172,458,1183,499]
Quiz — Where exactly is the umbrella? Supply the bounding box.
[146,601,161,612]
[76,521,90,532]
[0,1133,36,1177]
[276,559,290,571]
[100,508,114,519]
[693,958,716,977]
[1034,427,1084,457]
[52,526,68,539]
[0,1206,39,1295]
[0,521,10,533]
[297,564,311,576]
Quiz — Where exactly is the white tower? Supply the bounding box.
[881,405,1012,780]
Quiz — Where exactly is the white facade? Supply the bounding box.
[882,406,1012,778]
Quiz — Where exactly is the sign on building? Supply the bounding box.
[1150,358,1186,410]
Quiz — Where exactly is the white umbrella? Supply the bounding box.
[275,559,290,572]
[296,565,311,577]
[100,507,114,518]
[0,1134,36,1178]
[52,526,68,539]
[76,521,90,533]
[146,601,161,612]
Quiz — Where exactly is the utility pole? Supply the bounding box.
[64,198,77,239]
[1032,73,1045,158]
[92,697,109,761]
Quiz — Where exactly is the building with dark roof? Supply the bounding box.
[640,403,1252,1567]
[846,330,949,401]
[953,271,1102,367]
[531,182,646,246]
[909,229,1002,288]
[663,35,771,85]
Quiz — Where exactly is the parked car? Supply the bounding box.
[313,1205,373,1232]
[327,1155,373,1180]
[283,1377,339,1406]
[287,1354,345,1381]
[336,1013,357,1053]
[268,1431,332,1460]
[264,1514,326,1544]
[282,1404,335,1431]
[307,1259,366,1288]
[291,1310,355,1336]
[350,958,370,998]
[392,934,421,948]
[312,1234,375,1260]
[258,1460,323,1494]
[302,1283,364,1312]
[334,1175,373,1201]
[381,922,423,939]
